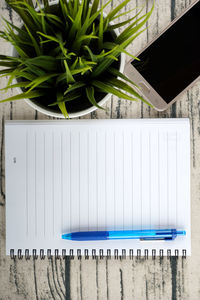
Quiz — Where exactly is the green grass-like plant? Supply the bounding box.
[0,0,154,117]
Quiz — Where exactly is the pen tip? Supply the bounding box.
[177,230,186,236]
[62,233,71,240]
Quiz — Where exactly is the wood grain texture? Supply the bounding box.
[0,0,199,299]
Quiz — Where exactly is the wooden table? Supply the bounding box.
[0,0,199,299]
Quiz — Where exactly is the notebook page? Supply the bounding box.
[5,119,191,256]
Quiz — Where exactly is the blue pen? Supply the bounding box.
[62,229,186,241]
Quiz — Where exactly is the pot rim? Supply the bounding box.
[11,0,126,118]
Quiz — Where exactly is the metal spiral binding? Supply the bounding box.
[62,249,66,259]
[47,249,52,259]
[144,249,148,260]
[182,249,187,258]
[33,249,38,260]
[129,249,134,259]
[99,249,104,259]
[40,249,45,260]
[10,248,187,259]
[77,249,81,260]
[10,249,15,259]
[55,249,60,259]
[84,249,89,260]
[160,249,164,259]
[175,249,179,258]
[121,249,126,259]
[137,249,141,260]
[25,249,31,260]
[114,249,118,259]
[18,249,23,260]
[92,249,96,259]
[152,249,156,260]
[69,249,74,260]
[107,249,111,259]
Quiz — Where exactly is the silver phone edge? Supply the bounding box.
[124,0,200,111]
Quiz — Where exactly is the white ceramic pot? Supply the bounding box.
[11,0,125,118]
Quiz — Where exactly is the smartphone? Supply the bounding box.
[125,0,200,111]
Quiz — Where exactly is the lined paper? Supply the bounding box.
[5,119,191,256]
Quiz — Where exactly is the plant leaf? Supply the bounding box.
[26,73,60,92]
[91,80,138,101]
[106,77,152,106]
[86,86,104,110]
[107,8,144,31]
[59,0,69,21]
[49,91,81,106]
[2,17,29,40]
[0,81,30,91]
[98,1,104,49]
[111,7,138,20]
[83,0,90,22]
[56,68,89,85]
[0,61,19,67]
[108,67,139,87]
[68,0,84,41]
[37,32,61,43]
[0,68,16,75]
[63,60,75,84]
[71,66,92,75]
[0,54,21,61]
[91,0,100,15]
[0,90,45,103]
[92,27,148,78]
[24,56,58,71]
[57,90,69,118]
[10,1,42,30]
[120,48,140,60]
[64,81,86,95]
[5,0,37,31]
[43,0,50,11]
[104,0,131,22]
[84,45,97,62]
[89,0,112,33]
[116,3,154,44]
[24,24,41,56]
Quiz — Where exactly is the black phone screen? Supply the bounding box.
[132,1,200,103]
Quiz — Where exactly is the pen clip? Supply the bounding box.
[140,237,174,241]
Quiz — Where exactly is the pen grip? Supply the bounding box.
[71,231,109,241]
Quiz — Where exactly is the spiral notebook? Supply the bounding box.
[5,119,191,258]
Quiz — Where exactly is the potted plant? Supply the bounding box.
[0,0,153,118]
